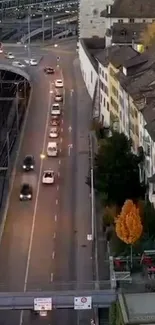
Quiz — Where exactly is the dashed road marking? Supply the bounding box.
[59,148,62,153]
[58,171,60,177]
[52,251,55,259]
[56,199,58,205]
[55,215,57,222]
[53,232,56,239]
[50,273,54,282]
[62,119,64,124]
[57,185,59,191]
[60,137,62,143]
[59,160,61,165]
[61,128,63,132]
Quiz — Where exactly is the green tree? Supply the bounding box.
[94,132,145,206]
[139,200,155,238]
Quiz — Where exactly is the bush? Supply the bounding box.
[109,302,117,325]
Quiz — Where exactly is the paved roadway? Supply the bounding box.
[0,41,93,325]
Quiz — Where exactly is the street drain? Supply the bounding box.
[81,244,87,248]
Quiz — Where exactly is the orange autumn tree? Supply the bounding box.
[115,200,143,245]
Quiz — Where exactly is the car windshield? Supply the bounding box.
[53,106,59,110]
[45,172,53,178]
[25,156,33,164]
[21,185,30,194]
[51,128,57,132]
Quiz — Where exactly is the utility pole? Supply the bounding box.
[6,132,10,175]
[42,2,45,43]
[28,6,31,65]
[16,91,19,133]
[51,15,54,39]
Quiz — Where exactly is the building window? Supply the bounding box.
[118,19,123,23]
[112,85,118,98]
[135,124,139,136]
[105,73,107,81]
[135,109,138,118]
[102,70,104,78]
[107,102,109,111]
[129,18,134,23]
[100,80,103,90]
[104,98,106,107]
[152,183,155,194]
[91,71,93,83]
[110,67,117,80]
[100,93,102,103]
[110,97,118,112]
[119,95,124,107]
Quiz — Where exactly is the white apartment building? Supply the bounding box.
[79,40,98,99]
[98,62,110,127]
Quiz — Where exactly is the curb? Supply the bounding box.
[0,79,33,244]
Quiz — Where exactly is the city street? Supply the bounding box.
[0,41,93,325]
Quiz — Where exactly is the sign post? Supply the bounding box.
[34,298,52,316]
[74,296,92,310]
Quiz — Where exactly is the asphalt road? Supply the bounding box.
[0,41,93,325]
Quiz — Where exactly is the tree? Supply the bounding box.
[138,200,155,238]
[115,200,143,245]
[94,132,145,206]
[140,23,155,48]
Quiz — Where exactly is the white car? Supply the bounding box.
[24,58,38,66]
[5,52,15,59]
[42,170,55,184]
[51,103,61,115]
[49,127,59,138]
[12,61,25,68]
[55,79,63,88]
[55,93,63,102]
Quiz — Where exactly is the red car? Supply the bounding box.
[50,116,60,126]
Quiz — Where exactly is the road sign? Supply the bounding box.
[74,296,92,310]
[34,298,52,311]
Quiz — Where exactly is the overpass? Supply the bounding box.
[0,0,78,12]
[0,290,116,310]
[21,16,77,42]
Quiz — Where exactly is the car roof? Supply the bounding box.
[24,155,34,159]
[21,183,30,188]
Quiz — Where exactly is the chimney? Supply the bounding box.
[107,5,111,14]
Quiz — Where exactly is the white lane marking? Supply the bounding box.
[57,185,59,191]
[59,148,62,153]
[55,215,57,221]
[60,138,62,143]
[59,160,61,165]
[52,251,55,259]
[23,83,52,291]
[53,232,56,239]
[19,84,52,325]
[61,128,63,132]
[62,119,64,124]
[56,199,58,205]
[58,171,60,178]
[50,273,53,282]
[0,83,33,244]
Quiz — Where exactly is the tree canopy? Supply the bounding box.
[94,132,145,206]
[115,200,143,245]
[140,23,155,48]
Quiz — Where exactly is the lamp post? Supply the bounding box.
[27,6,31,65]
[42,1,45,43]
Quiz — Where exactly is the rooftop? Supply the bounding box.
[119,293,155,324]
[80,38,105,72]
[111,23,147,44]
[101,0,155,18]
[95,45,137,68]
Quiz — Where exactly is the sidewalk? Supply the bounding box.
[73,57,110,287]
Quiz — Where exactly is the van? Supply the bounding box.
[47,142,58,157]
